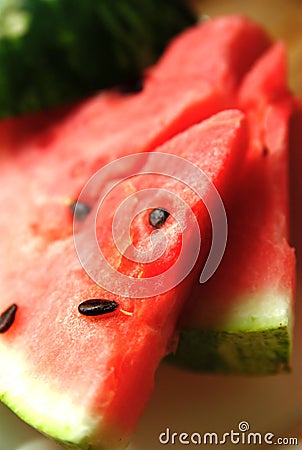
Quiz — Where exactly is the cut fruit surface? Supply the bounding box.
[0,110,247,450]
[172,43,297,374]
[0,14,296,450]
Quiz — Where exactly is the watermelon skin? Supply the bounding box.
[0,110,247,449]
[0,14,270,180]
[0,0,197,118]
[172,43,298,374]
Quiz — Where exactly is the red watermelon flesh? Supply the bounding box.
[0,14,286,449]
[0,14,271,184]
[173,43,297,374]
[0,16,271,262]
[0,110,246,449]
[152,15,270,95]
[0,79,223,259]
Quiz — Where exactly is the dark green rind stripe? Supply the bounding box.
[0,0,196,118]
[55,439,90,450]
[167,327,291,375]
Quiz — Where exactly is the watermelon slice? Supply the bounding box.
[0,110,246,449]
[0,14,290,450]
[172,43,298,374]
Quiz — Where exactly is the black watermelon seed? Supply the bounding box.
[116,77,144,94]
[149,208,170,228]
[78,299,119,316]
[69,200,91,221]
[0,304,17,333]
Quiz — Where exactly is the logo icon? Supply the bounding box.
[74,152,227,298]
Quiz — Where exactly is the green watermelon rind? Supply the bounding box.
[170,327,291,375]
[169,291,293,374]
[0,346,98,450]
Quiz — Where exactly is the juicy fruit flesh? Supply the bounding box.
[152,14,270,93]
[0,109,247,450]
[0,110,246,388]
[172,44,297,374]
[0,14,295,450]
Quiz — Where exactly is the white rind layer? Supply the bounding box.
[0,344,98,449]
[186,290,293,331]
[218,291,292,331]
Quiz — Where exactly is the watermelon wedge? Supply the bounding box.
[0,14,294,450]
[172,43,298,374]
[0,109,246,449]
